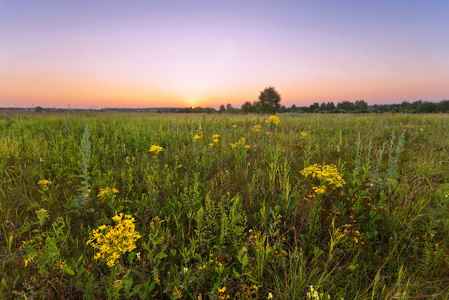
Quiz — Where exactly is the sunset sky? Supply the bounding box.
[1,0,448,109]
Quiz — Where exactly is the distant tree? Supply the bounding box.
[355,100,368,111]
[219,104,226,113]
[290,104,297,112]
[204,107,216,114]
[337,101,356,112]
[309,102,319,112]
[241,101,255,114]
[438,100,449,112]
[255,86,281,114]
[35,106,43,112]
[326,102,336,111]
[418,101,437,113]
[409,100,422,111]
[320,102,327,111]
[379,104,388,112]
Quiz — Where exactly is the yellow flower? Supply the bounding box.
[209,143,214,146]
[268,292,273,299]
[149,145,164,155]
[300,132,308,137]
[218,287,226,293]
[87,213,141,267]
[38,180,52,185]
[193,134,202,141]
[232,124,237,128]
[265,115,280,125]
[419,128,424,132]
[252,124,261,132]
[97,187,119,201]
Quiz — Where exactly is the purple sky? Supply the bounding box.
[1,0,448,108]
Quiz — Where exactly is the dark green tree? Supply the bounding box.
[337,101,356,111]
[256,86,281,114]
[241,101,255,114]
[326,102,336,111]
[355,100,368,111]
[309,102,319,112]
[418,101,437,113]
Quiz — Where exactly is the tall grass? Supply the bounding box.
[0,112,448,299]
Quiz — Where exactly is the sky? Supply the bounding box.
[1,0,448,109]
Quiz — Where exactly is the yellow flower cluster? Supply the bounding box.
[300,131,308,137]
[209,134,219,146]
[38,179,52,185]
[301,164,345,195]
[252,124,261,132]
[312,186,326,194]
[97,187,119,201]
[87,213,141,267]
[301,164,345,187]
[265,115,280,125]
[307,285,330,300]
[149,145,164,155]
[230,137,250,149]
[193,124,204,142]
[218,286,230,300]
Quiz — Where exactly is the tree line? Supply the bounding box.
[184,86,449,114]
[25,86,449,114]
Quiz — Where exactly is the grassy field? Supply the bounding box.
[1,112,448,299]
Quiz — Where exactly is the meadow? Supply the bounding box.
[0,112,448,299]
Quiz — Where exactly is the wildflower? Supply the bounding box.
[149,145,164,156]
[173,286,182,298]
[252,124,261,132]
[266,131,272,136]
[218,287,226,293]
[232,124,237,128]
[300,132,308,137]
[114,279,122,288]
[24,253,36,267]
[209,143,214,146]
[38,180,52,185]
[87,213,141,267]
[265,115,280,125]
[301,163,346,190]
[420,128,424,132]
[268,292,273,299]
[312,185,326,194]
[230,137,250,149]
[193,134,202,141]
[97,187,119,201]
